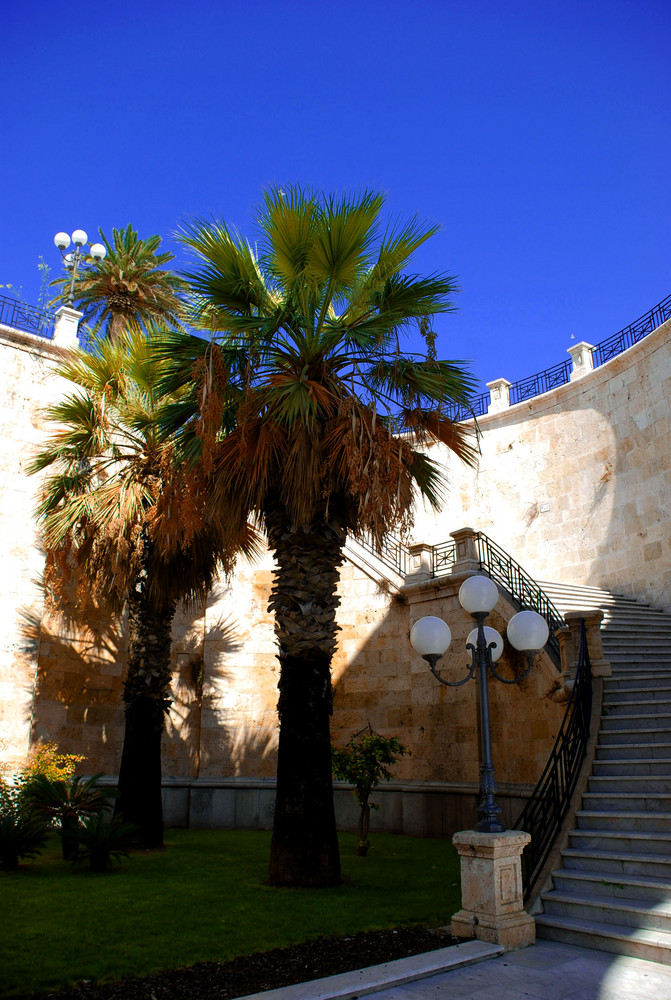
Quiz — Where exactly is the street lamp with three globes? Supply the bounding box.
[54,230,107,306]
[409,574,549,834]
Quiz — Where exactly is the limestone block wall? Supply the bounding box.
[2,308,669,817]
[412,318,671,612]
[332,563,563,790]
[0,327,75,767]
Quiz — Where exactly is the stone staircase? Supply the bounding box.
[532,581,671,964]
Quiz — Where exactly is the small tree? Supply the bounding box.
[332,727,408,856]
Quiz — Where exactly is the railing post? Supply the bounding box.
[53,305,83,348]
[567,341,595,381]
[486,377,512,413]
[449,528,481,575]
[559,610,611,679]
[406,543,433,583]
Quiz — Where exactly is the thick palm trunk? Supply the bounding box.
[265,502,348,887]
[115,547,175,849]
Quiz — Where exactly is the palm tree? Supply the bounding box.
[51,225,186,342]
[29,332,256,847]
[157,186,479,886]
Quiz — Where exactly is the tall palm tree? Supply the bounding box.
[29,332,256,847]
[52,225,186,342]
[157,187,479,886]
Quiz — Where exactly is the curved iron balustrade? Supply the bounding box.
[470,533,564,663]
[447,290,671,419]
[514,620,593,901]
[356,530,564,662]
[0,294,55,339]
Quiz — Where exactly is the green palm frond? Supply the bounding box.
[51,225,186,341]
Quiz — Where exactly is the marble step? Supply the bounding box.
[592,757,671,775]
[535,913,671,964]
[603,698,671,715]
[598,728,671,746]
[596,743,671,760]
[541,890,671,932]
[576,809,671,833]
[600,713,671,730]
[561,847,671,878]
[604,677,671,691]
[581,791,671,812]
[569,827,671,856]
[551,868,671,904]
[588,775,671,795]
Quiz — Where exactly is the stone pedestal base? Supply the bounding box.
[451,829,535,951]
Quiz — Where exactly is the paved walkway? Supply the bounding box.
[363,940,671,1000]
[243,940,671,1000]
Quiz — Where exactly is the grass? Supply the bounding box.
[1,829,461,996]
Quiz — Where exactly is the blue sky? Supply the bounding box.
[1,0,669,391]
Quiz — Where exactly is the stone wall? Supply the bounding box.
[1,310,669,831]
[0,327,74,767]
[412,317,671,613]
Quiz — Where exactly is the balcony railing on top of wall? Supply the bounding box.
[3,289,669,415]
[0,294,55,340]
[445,290,671,420]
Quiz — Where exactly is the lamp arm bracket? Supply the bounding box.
[488,653,536,685]
[425,654,475,687]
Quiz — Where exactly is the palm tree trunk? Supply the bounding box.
[115,544,176,849]
[265,501,348,887]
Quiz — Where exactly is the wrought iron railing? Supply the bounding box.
[431,540,456,576]
[356,529,564,662]
[444,391,489,423]
[355,533,408,576]
[444,290,670,419]
[591,291,671,369]
[0,294,55,339]
[472,533,564,663]
[514,620,593,901]
[509,359,573,405]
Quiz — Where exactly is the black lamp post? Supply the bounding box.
[410,575,549,833]
[54,230,107,306]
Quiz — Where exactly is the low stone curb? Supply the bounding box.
[238,939,503,1000]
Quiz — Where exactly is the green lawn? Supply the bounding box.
[2,830,461,996]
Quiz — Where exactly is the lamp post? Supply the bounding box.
[54,230,106,306]
[410,575,549,833]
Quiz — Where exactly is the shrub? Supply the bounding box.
[0,782,49,870]
[332,728,408,856]
[72,812,137,872]
[23,773,110,859]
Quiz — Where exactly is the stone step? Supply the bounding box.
[581,791,671,812]
[598,728,671,745]
[535,913,671,964]
[569,828,671,856]
[603,699,671,715]
[606,656,671,666]
[593,758,671,775]
[588,775,671,794]
[596,743,671,760]
[541,890,671,932]
[600,713,671,730]
[604,639,671,647]
[576,810,671,833]
[604,677,671,691]
[561,847,671,878]
[551,868,671,903]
